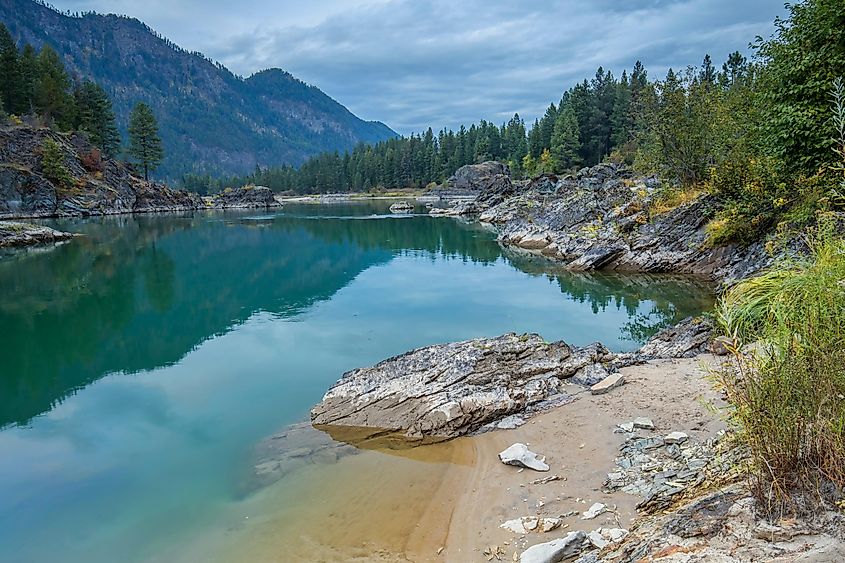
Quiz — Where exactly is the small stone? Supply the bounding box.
[587,530,608,549]
[499,443,550,472]
[618,422,635,432]
[580,503,606,520]
[541,518,562,533]
[590,373,624,395]
[664,432,689,445]
[710,335,735,356]
[633,417,655,430]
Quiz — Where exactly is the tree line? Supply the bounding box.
[0,23,164,180]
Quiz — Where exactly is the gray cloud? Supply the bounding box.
[52,0,785,134]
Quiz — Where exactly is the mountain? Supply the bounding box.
[0,0,397,179]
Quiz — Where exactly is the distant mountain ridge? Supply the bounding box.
[0,0,396,179]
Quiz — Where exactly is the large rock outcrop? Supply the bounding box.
[428,161,515,214]
[311,333,613,440]
[478,162,776,284]
[0,125,203,219]
[0,220,75,248]
[209,185,280,209]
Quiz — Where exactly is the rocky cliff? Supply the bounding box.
[0,125,202,218]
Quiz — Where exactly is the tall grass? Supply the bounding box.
[716,223,845,514]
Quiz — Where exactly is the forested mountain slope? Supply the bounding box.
[0,0,396,179]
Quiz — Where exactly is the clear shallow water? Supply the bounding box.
[0,203,714,562]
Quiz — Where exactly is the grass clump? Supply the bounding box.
[715,223,845,515]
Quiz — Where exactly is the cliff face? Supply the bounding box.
[0,125,202,218]
[0,0,396,179]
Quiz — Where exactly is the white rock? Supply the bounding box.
[587,530,608,549]
[540,518,562,533]
[618,422,635,433]
[664,431,689,444]
[499,443,550,472]
[590,373,624,395]
[605,528,628,542]
[496,415,526,430]
[501,517,540,534]
[633,417,655,430]
[520,531,586,563]
[580,503,607,520]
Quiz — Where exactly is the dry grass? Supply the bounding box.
[651,185,706,215]
[715,224,845,515]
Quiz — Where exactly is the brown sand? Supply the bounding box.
[191,355,724,562]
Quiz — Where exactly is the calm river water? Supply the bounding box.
[0,203,714,562]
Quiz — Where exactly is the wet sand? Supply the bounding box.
[184,355,724,562]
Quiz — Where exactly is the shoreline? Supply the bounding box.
[203,355,725,562]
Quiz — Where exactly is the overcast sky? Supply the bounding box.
[51,0,786,134]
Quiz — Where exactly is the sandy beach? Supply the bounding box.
[193,355,725,562]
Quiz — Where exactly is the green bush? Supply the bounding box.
[716,224,845,514]
[40,137,73,188]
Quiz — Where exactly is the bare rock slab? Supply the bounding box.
[590,373,624,395]
[520,531,586,563]
[311,333,613,440]
[499,443,549,471]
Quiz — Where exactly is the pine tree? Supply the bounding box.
[40,137,73,188]
[74,81,121,157]
[35,45,74,129]
[0,23,22,115]
[699,54,717,85]
[128,102,164,180]
[18,44,38,113]
[550,101,581,172]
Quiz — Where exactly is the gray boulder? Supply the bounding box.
[311,333,613,440]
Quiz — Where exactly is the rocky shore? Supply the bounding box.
[428,161,784,286]
[303,329,843,562]
[0,220,76,248]
[0,126,280,220]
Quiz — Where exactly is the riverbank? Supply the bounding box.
[226,350,843,562]
[198,354,729,561]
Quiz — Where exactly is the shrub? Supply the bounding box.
[40,138,73,188]
[715,224,845,515]
[79,147,103,173]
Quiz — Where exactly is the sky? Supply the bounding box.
[50,0,787,135]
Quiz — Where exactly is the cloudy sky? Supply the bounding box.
[51,0,786,134]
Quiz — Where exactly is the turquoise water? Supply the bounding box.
[0,203,713,562]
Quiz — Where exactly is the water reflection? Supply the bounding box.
[0,203,713,429]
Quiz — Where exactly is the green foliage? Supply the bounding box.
[716,227,845,513]
[73,81,121,157]
[0,23,24,115]
[34,46,74,130]
[128,102,164,180]
[550,100,581,171]
[756,0,845,174]
[40,137,73,188]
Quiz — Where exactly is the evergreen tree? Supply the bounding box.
[40,137,73,187]
[550,101,581,171]
[699,54,717,85]
[18,44,38,113]
[128,102,164,180]
[35,45,74,129]
[74,81,121,157]
[0,23,22,114]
